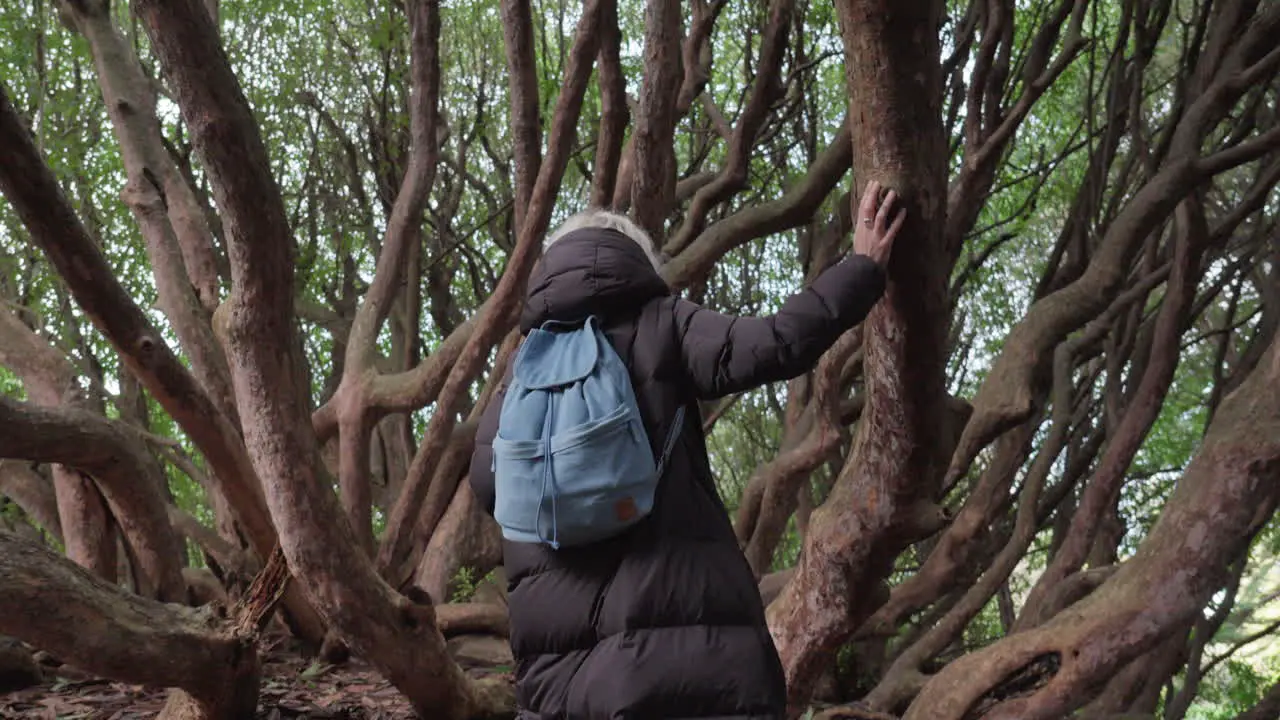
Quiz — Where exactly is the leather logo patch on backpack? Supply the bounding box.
[614,496,638,522]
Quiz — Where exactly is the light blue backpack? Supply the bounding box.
[491,316,685,548]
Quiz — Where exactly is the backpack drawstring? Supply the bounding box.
[536,393,561,549]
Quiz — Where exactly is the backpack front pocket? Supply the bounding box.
[492,403,658,547]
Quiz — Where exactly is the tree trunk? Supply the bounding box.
[590,0,626,208]
[629,0,682,239]
[51,466,117,582]
[413,481,503,604]
[129,0,519,714]
[1080,630,1186,717]
[0,460,63,544]
[393,421,479,587]
[765,0,951,713]
[372,413,414,513]
[0,306,185,601]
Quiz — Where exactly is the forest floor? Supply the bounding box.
[0,634,513,719]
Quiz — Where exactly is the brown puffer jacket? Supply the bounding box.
[470,228,885,719]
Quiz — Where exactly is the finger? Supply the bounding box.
[884,208,907,243]
[859,180,879,221]
[875,190,898,230]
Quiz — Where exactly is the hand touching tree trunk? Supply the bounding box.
[766,0,953,712]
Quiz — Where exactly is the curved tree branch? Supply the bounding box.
[0,395,186,603]
[331,0,442,554]
[906,330,1280,719]
[663,0,796,258]
[377,0,608,580]
[662,119,851,291]
[0,529,258,719]
[630,0,684,239]
[0,86,287,608]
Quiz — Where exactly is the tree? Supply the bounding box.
[1,0,1278,717]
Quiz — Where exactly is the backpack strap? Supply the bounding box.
[655,405,686,480]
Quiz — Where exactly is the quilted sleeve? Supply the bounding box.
[672,253,885,399]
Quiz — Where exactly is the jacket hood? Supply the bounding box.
[520,228,670,333]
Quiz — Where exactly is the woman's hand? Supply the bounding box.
[852,180,906,269]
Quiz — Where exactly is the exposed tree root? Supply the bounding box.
[435,603,510,638]
[0,531,294,719]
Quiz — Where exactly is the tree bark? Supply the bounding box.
[435,602,510,638]
[765,0,952,713]
[630,0,683,239]
[392,421,478,586]
[0,461,62,543]
[500,0,541,231]
[1081,630,1186,717]
[51,466,117,582]
[0,529,258,719]
[414,481,503,605]
[590,0,626,208]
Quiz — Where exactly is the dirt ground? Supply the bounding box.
[0,636,511,719]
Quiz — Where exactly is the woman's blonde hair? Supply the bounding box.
[544,209,661,271]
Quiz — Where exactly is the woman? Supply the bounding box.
[470,182,904,719]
